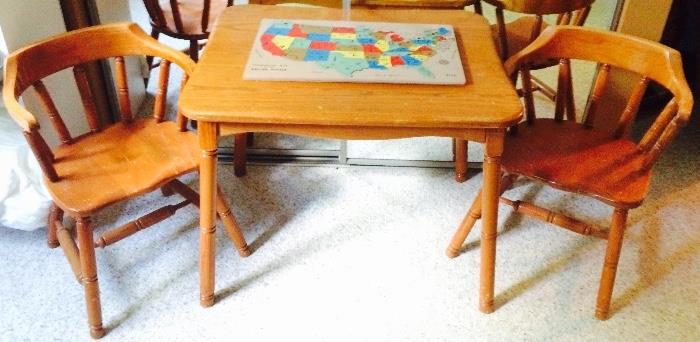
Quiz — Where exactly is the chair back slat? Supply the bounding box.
[614,76,649,138]
[73,65,102,132]
[529,15,543,41]
[143,0,168,28]
[557,12,572,25]
[495,7,508,60]
[573,6,591,26]
[482,0,595,15]
[642,114,683,170]
[638,99,678,152]
[114,56,134,123]
[153,60,171,122]
[520,64,536,123]
[202,0,212,33]
[554,59,572,121]
[169,0,186,34]
[583,63,611,127]
[32,81,72,144]
[23,129,59,182]
[176,74,190,131]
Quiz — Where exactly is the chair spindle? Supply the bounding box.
[530,15,543,41]
[143,0,167,28]
[169,0,186,34]
[638,99,679,151]
[584,64,611,127]
[642,112,684,170]
[554,59,572,121]
[520,65,536,123]
[177,74,190,131]
[202,0,212,33]
[33,81,72,144]
[495,7,508,60]
[557,12,572,25]
[73,65,102,132]
[473,0,483,14]
[573,7,591,26]
[153,60,171,122]
[614,76,649,138]
[23,129,58,182]
[114,56,134,123]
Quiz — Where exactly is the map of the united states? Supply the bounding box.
[259,21,452,78]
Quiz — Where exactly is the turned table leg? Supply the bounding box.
[199,122,218,307]
[454,138,469,182]
[479,129,504,314]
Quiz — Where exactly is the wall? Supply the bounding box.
[0,0,87,146]
[593,0,674,130]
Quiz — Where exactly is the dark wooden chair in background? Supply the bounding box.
[445,26,693,320]
[241,0,477,182]
[2,23,251,339]
[474,0,594,99]
[142,0,234,62]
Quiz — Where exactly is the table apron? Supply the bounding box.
[217,122,494,143]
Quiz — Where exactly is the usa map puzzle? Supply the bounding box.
[243,19,466,85]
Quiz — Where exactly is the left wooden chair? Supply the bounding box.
[2,22,251,339]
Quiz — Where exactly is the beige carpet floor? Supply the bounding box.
[1,107,699,340]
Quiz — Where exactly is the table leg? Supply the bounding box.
[454,138,469,183]
[479,129,504,313]
[199,122,219,307]
[234,133,247,177]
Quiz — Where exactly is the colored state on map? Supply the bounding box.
[259,22,452,77]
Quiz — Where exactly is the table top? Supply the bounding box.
[179,5,522,129]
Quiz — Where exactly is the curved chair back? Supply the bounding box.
[2,22,196,182]
[143,0,234,39]
[505,25,693,170]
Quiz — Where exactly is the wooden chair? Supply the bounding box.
[241,0,477,182]
[2,23,251,339]
[445,26,693,319]
[142,0,234,62]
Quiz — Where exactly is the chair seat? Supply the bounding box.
[46,119,200,215]
[158,0,228,35]
[501,119,652,208]
[491,16,553,67]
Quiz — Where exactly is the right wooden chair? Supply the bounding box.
[2,23,251,338]
[445,26,693,320]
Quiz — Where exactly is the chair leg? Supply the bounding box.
[595,208,628,320]
[76,216,105,339]
[47,203,62,248]
[144,30,160,87]
[246,132,254,147]
[446,174,517,258]
[234,133,248,177]
[215,187,251,257]
[189,40,199,62]
[446,189,482,258]
[161,184,175,197]
[454,138,469,183]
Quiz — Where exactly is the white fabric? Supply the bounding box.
[0,109,52,230]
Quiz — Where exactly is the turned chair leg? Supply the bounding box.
[454,138,469,182]
[446,189,483,258]
[446,173,517,258]
[234,133,248,177]
[47,203,62,248]
[595,208,628,320]
[76,216,105,339]
[215,187,251,257]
